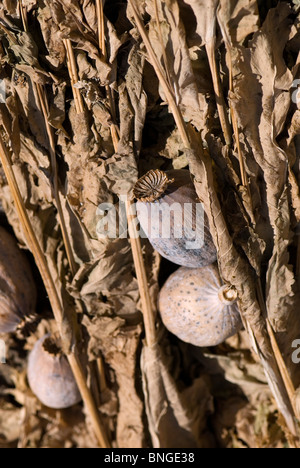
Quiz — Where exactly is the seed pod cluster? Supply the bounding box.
[28,334,81,409]
[0,226,36,334]
[134,169,242,347]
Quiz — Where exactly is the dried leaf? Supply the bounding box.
[230,4,296,330]
[141,340,214,448]
[217,0,260,44]
[144,0,209,131]
[0,0,299,448]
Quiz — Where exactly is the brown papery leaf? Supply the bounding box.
[145,0,209,131]
[230,4,296,331]
[1,0,300,448]
[141,340,214,448]
[183,0,219,45]
[217,0,260,44]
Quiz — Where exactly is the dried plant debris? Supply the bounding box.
[0,0,299,448]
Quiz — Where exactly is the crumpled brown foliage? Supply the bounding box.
[0,0,299,448]
[188,2,299,434]
[141,336,215,448]
[130,0,300,438]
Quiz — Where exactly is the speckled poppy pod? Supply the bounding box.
[133,169,217,268]
[28,334,82,409]
[0,226,36,334]
[158,264,243,347]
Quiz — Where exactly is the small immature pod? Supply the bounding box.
[28,334,82,409]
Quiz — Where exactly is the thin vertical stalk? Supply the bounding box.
[63,39,85,114]
[96,0,106,59]
[12,1,110,446]
[205,41,232,146]
[218,23,250,192]
[18,1,78,276]
[256,279,298,435]
[266,319,297,417]
[126,199,157,347]
[35,84,78,277]
[129,0,299,438]
[128,0,191,149]
[18,0,28,31]
[153,0,174,95]
[0,132,110,448]
[227,49,249,189]
[97,356,108,393]
[96,0,119,150]
[67,353,110,447]
[96,0,157,345]
[0,135,63,327]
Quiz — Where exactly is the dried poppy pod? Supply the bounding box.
[0,226,36,334]
[27,334,82,409]
[134,169,217,268]
[158,264,243,347]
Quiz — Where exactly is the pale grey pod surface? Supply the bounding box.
[135,170,217,268]
[0,227,36,333]
[28,334,81,409]
[0,297,25,334]
[158,264,243,347]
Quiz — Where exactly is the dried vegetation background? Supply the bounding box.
[0,0,299,448]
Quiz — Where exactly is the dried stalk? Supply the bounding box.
[247,321,298,441]
[230,105,248,187]
[63,39,85,114]
[267,319,298,415]
[256,280,298,427]
[222,31,249,191]
[18,2,77,277]
[220,21,298,434]
[129,0,299,437]
[217,23,297,429]
[18,0,28,31]
[96,0,119,151]
[96,0,106,59]
[128,0,191,150]
[153,0,174,94]
[95,0,157,345]
[205,41,232,146]
[67,353,110,447]
[11,1,110,446]
[0,132,110,448]
[35,84,78,277]
[0,23,17,44]
[97,356,108,393]
[0,135,63,328]
[126,199,157,346]
[228,65,254,219]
